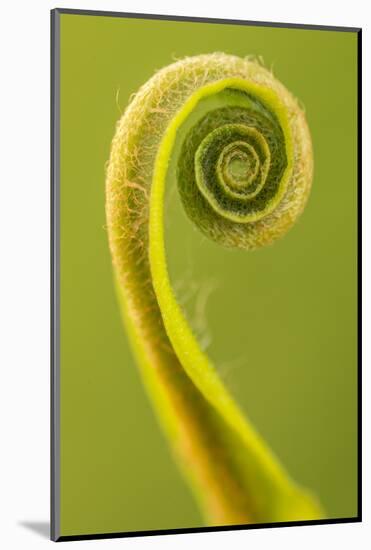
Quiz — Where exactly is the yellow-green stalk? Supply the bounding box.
[105,53,322,526]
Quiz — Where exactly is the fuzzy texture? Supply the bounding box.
[105,53,321,525]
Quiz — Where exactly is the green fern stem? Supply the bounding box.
[105,53,322,525]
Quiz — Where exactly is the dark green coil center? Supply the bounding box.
[195,124,271,217]
[177,92,288,245]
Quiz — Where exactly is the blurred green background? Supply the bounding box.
[59,12,358,536]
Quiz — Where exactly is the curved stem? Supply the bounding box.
[106,53,323,525]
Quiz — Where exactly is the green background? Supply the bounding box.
[59,13,358,536]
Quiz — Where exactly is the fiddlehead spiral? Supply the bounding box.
[106,53,321,525]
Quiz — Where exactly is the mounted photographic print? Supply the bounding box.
[51,8,361,541]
